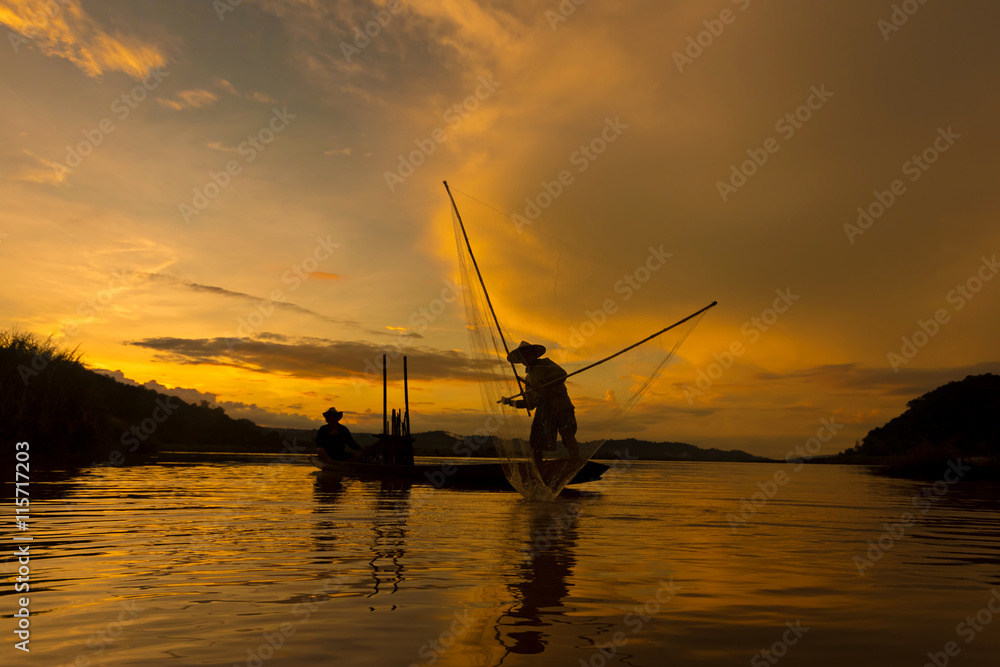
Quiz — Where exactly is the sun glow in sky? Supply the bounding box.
[2,0,998,457]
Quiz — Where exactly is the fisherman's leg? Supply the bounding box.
[560,413,581,459]
[529,417,545,468]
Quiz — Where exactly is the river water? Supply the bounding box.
[3,454,1000,667]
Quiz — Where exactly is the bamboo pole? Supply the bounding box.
[500,301,718,400]
[443,181,530,416]
[403,356,410,436]
[382,353,387,436]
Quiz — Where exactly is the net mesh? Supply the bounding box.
[448,186,711,500]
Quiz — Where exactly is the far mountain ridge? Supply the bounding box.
[268,427,772,463]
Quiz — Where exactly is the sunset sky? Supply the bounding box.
[2,0,998,457]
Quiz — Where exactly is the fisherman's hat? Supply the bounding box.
[506,341,545,363]
[323,407,344,420]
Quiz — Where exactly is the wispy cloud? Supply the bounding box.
[206,141,237,152]
[214,77,278,104]
[125,334,490,382]
[16,149,68,185]
[0,0,170,79]
[142,272,360,328]
[248,91,277,104]
[752,362,1000,397]
[156,89,219,111]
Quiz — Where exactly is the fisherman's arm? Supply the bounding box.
[343,426,362,451]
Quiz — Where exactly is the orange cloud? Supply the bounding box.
[249,91,277,104]
[156,89,219,111]
[0,0,169,79]
[213,77,277,104]
[16,149,68,185]
[308,272,341,280]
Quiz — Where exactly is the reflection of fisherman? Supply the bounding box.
[498,501,579,655]
[316,407,362,461]
[501,341,581,468]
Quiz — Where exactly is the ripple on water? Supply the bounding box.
[6,457,1000,667]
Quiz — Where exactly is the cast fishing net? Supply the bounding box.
[447,184,714,500]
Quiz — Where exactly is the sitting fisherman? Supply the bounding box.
[502,341,581,468]
[316,407,362,462]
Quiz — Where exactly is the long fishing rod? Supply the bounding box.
[501,300,718,400]
[443,181,531,416]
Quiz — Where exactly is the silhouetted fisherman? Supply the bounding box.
[502,341,581,468]
[316,407,362,462]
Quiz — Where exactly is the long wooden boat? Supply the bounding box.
[309,452,610,490]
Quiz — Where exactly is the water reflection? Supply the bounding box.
[310,471,347,556]
[310,473,412,607]
[11,456,1000,667]
[367,480,411,605]
[496,500,580,655]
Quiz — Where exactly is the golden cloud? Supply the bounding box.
[16,149,68,185]
[0,0,169,79]
[156,89,219,111]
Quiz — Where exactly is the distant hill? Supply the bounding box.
[833,373,1000,478]
[1,330,770,466]
[595,438,771,462]
[1,331,282,465]
[270,428,771,462]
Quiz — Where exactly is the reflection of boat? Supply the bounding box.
[309,452,610,490]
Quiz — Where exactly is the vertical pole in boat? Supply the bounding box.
[382,353,388,436]
[443,181,531,416]
[403,356,410,436]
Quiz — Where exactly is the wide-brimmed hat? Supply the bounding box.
[323,407,344,420]
[506,341,545,363]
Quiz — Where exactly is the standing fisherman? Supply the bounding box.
[502,341,582,468]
